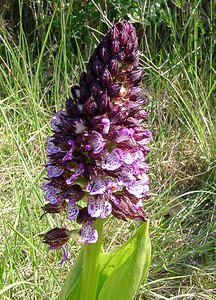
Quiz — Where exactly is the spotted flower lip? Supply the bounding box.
[41,20,152,254]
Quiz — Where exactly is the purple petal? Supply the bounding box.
[126,181,149,199]
[101,117,110,134]
[117,166,136,186]
[88,197,112,219]
[100,201,112,218]
[88,198,102,218]
[119,30,128,46]
[140,173,150,185]
[67,202,79,220]
[86,178,106,195]
[74,120,86,134]
[59,245,69,265]
[99,68,112,88]
[66,163,85,185]
[44,187,61,204]
[41,181,50,191]
[137,129,152,145]
[102,148,124,171]
[51,118,61,132]
[108,58,119,76]
[78,225,98,244]
[90,131,105,154]
[115,128,135,143]
[104,177,119,192]
[123,150,144,165]
[62,140,75,163]
[46,143,59,155]
[47,165,64,178]
[107,82,122,97]
[136,161,149,173]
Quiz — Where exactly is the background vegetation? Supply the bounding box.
[0,0,215,299]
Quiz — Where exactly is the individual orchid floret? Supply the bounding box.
[41,20,152,258]
[78,224,98,244]
[41,228,71,250]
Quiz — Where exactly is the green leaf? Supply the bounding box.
[57,250,83,300]
[97,221,151,300]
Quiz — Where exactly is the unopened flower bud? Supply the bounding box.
[124,39,133,56]
[119,30,128,46]
[99,68,112,88]
[107,82,122,97]
[108,58,118,76]
[83,97,98,116]
[99,46,111,65]
[72,85,80,100]
[97,91,111,113]
[111,40,120,55]
[92,55,104,76]
[110,26,119,40]
[80,86,91,103]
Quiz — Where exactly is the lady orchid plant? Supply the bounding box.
[41,20,152,300]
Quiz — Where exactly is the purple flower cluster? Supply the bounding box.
[41,21,152,250]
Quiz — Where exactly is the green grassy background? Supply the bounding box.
[0,1,215,299]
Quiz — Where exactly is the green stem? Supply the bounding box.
[79,218,103,300]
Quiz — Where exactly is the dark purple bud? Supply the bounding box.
[97,91,111,113]
[133,109,148,121]
[107,82,122,97]
[80,86,91,103]
[66,99,83,116]
[90,81,103,97]
[119,30,128,46]
[83,97,98,116]
[50,181,67,192]
[66,98,74,115]
[125,50,138,65]
[117,51,125,61]
[110,195,147,221]
[108,58,119,76]
[41,200,67,219]
[115,22,124,32]
[91,55,104,76]
[86,67,97,85]
[41,228,71,249]
[77,207,95,224]
[99,68,112,88]
[71,85,80,100]
[128,86,143,101]
[111,40,120,55]
[130,31,137,43]
[133,39,138,50]
[127,69,143,84]
[99,46,111,65]
[80,72,87,85]
[110,26,119,40]
[124,39,133,56]
[63,184,85,201]
[124,21,133,34]
[109,104,129,124]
